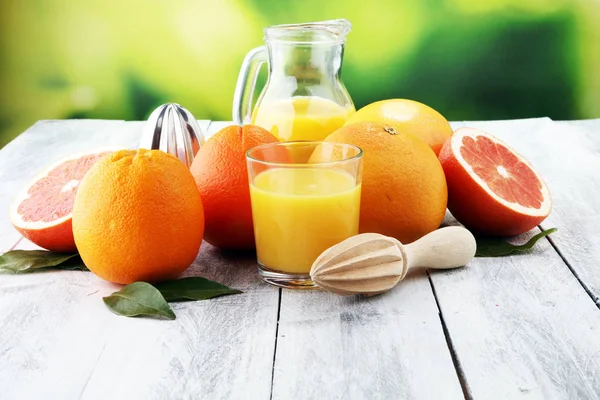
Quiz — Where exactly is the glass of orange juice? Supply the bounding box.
[246,141,363,289]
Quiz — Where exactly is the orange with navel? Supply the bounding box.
[190,125,280,249]
[344,99,453,156]
[323,122,448,243]
[72,149,204,284]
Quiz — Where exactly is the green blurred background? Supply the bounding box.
[1,0,599,148]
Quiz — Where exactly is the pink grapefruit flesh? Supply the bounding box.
[9,152,111,252]
[439,127,551,236]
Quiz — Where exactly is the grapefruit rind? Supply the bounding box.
[8,149,121,248]
[450,127,551,217]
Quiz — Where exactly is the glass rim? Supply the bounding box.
[264,39,346,46]
[245,140,363,168]
[264,19,351,45]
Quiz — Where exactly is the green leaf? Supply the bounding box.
[103,282,176,320]
[56,255,89,271]
[154,277,242,302]
[475,228,557,257]
[0,250,88,273]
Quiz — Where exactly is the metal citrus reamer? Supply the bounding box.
[140,103,205,168]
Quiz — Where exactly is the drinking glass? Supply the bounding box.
[246,141,363,289]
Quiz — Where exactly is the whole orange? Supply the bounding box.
[325,122,448,243]
[344,99,453,156]
[190,125,279,249]
[72,149,204,284]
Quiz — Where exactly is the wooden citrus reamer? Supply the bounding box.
[310,226,476,295]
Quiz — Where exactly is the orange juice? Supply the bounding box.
[249,167,361,274]
[251,96,354,141]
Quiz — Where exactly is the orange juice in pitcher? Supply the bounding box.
[233,20,355,141]
[251,96,353,141]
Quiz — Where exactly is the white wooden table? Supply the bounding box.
[0,118,599,400]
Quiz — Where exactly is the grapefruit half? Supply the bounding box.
[9,151,112,252]
[439,127,551,236]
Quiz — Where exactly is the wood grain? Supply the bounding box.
[526,119,600,302]
[272,269,464,400]
[0,238,278,400]
[0,120,279,400]
[3,118,600,400]
[453,119,600,301]
[432,118,600,399]
[430,225,600,399]
[204,121,235,139]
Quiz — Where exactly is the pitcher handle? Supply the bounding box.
[232,46,268,125]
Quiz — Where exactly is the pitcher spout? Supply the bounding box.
[265,19,352,44]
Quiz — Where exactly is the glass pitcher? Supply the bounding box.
[232,19,355,141]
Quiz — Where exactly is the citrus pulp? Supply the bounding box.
[9,151,111,252]
[439,127,552,236]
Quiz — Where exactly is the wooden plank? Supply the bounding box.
[272,272,464,399]
[206,123,463,398]
[0,120,279,399]
[0,238,278,400]
[205,121,234,139]
[431,226,600,399]
[431,118,600,399]
[196,119,211,135]
[4,117,600,399]
[541,119,600,302]
[454,118,600,301]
